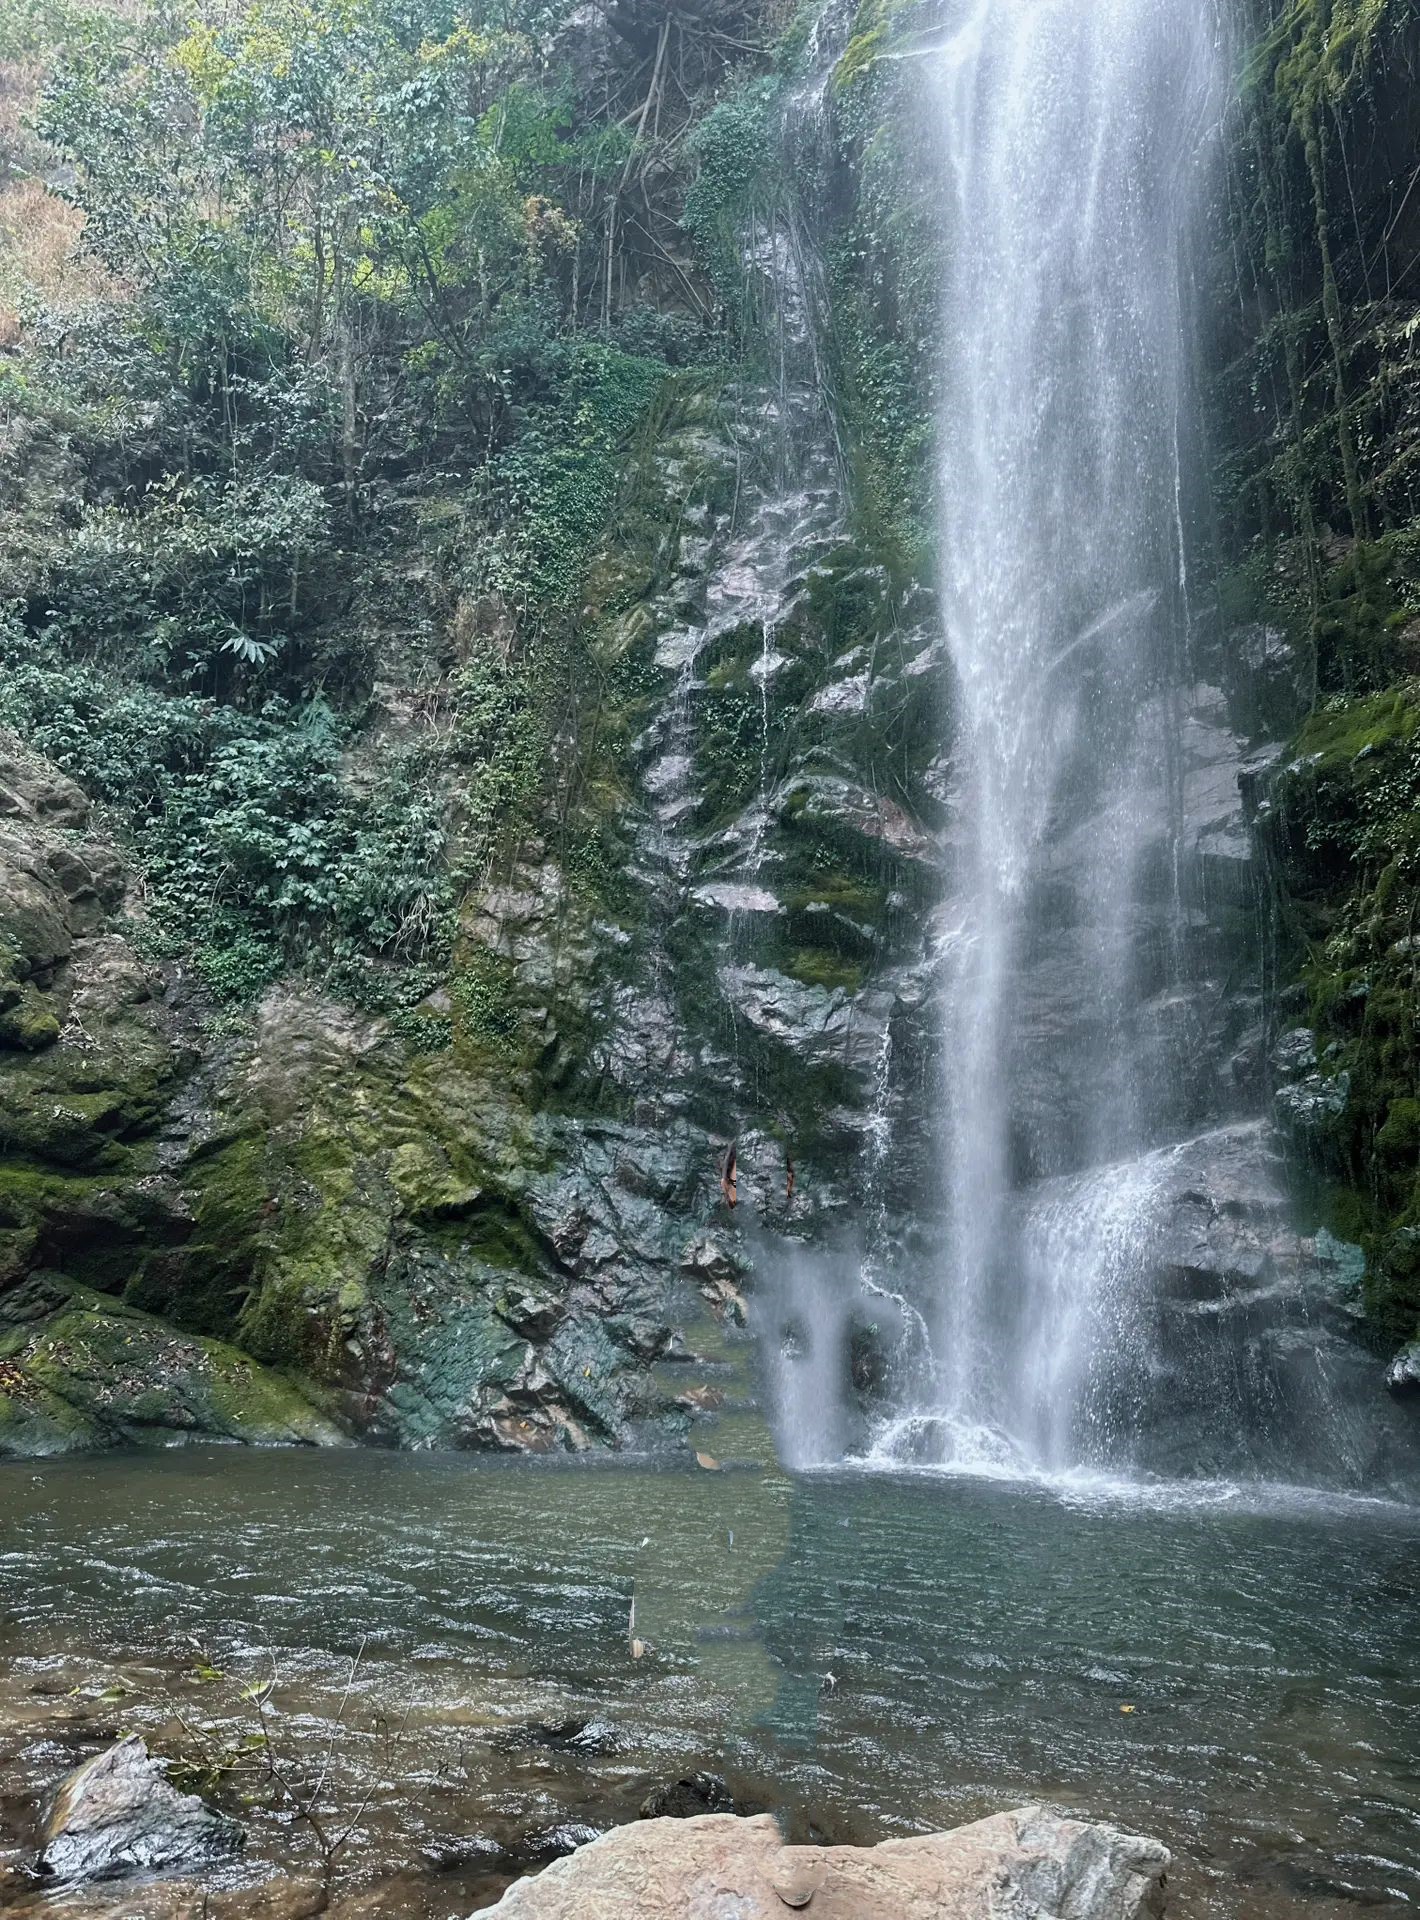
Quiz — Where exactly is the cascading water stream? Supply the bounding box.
[878,0,1223,1476]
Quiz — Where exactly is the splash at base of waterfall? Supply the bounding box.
[847,1414,1420,1517]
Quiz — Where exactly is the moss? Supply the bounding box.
[0,1159,113,1225]
[0,1159,142,1291]
[1293,686,1420,766]
[0,1274,344,1456]
[171,1133,276,1336]
[1376,1096,1420,1165]
[0,983,60,1050]
[834,0,915,94]
[1266,0,1394,123]
[387,1139,482,1218]
[783,948,866,992]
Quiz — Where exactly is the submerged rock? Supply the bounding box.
[38,1735,243,1884]
[476,1806,1169,1918]
[637,1771,744,1819]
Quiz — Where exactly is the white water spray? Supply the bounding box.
[884,0,1221,1474]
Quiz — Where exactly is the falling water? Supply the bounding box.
[881,0,1222,1474]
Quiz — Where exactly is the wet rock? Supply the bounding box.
[521,1822,605,1862]
[38,1734,243,1883]
[678,1231,753,1324]
[0,1877,325,1920]
[1275,1070,1349,1134]
[1309,1227,1367,1319]
[497,1715,620,1755]
[477,1806,1169,1919]
[690,882,781,913]
[637,1771,741,1819]
[1145,1122,1296,1302]
[1386,1342,1420,1396]
[809,673,869,715]
[1229,623,1306,733]
[1270,1022,1352,1137]
[774,773,937,866]
[717,964,893,1077]
[496,1287,564,1341]
[1271,1027,1317,1076]
[1179,685,1256,900]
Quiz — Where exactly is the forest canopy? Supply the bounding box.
[0,0,782,1008]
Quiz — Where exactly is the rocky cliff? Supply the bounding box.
[0,0,948,1456]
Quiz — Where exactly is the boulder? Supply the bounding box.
[475,1806,1168,1919]
[0,1277,349,1458]
[0,738,90,828]
[1275,1069,1349,1134]
[38,1735,243,1884]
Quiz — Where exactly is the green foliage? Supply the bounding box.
[1269,686,1420,1337]
[0,614,454,996]
[1217,0,1420,1343]
[478,343,672,610]
[0,0,755,1011]
[0,0,123,62]
[818,2,940,563]
[451,945,521,1056]
[681,76,782,291]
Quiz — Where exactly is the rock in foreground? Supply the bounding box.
[39,1735,243,1883]
[478,1805,1168,1918]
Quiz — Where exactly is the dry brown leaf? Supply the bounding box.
[719,1140,737,1209]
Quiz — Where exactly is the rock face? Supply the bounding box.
[1010,1120,1418,1484]
[0,740,348,1456]
[38,1735,243,1883]
[477,1807,1169,1920]
[1,16,1408,1467]
[0,121,948,1462]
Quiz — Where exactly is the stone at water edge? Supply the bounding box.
[39,1734,244,1883]
[473,1804,1170,1917]
[1387,1341,1420,1396]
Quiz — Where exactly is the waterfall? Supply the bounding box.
[879,0,1223,1475]
[745,0,1416,1492]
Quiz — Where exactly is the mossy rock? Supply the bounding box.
[0,982,60,1050]
[0,1275,346,1457]
[782,948,867,992]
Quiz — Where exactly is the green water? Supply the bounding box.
[2,1450,1418,1916]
